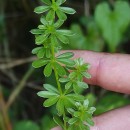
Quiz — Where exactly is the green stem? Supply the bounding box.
[63,113,67,130]
[51,44,62,95]
[52,0,55,3]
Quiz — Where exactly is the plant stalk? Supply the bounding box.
[51,44,63,95]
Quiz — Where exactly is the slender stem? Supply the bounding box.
[0,112,5,130]
[63,113,67,130]
[51,44,63,95]
[6,67,34,109]
[0,86,12,130]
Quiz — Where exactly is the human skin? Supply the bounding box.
[52,51,130,130]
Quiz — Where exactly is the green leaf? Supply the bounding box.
[40,0,51,5]
[67,94,84,101]
[64,97,74,108]
[38,25,46,29]
[53,116,64,128]
[73,83,82,94]
[54,20,64,28]
[32,47,42,54]
[86,118,94,126]
[56,0,66,5]
[57,58,75,67]
[44,63,52,77]
[56,32,69,44]
[32,59,48,68]
[88,107,96,114]
[60,7,76,14]
[43,96,59,107]
[56,99,65,115]
[46,10,55,21]
[40,17,48,25]
[82,72,91,79]
[37,91,58,98]
[95,1,130,52]
[45,48,51,58]
[57,52,74,59]
[84,125,90,130]
[59,78,69,83]
[73,112,80,117]
[55,62,66,76]
[44,84,59,93]
[30,29,44,34]
[69,72,77,79]
[37,48,45,58]
[68,117,78,125]
[67,108,75,115]
[83,99,89,107]
[34,6,50,14]
[14,121,40,130]
[56,10,67,21]
[51,35,58,45]
[65,82,72,89]
[77,81,89,89]
[35,34,48,45]
[56,30,74,36]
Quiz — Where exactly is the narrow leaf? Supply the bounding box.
[37,49,45,58]
[56,30,74,36]
[68,118,78,125]
[65,82,72,89]
[67,94,84,101]
[60,7,76,14]
[43,96,59,107]
[54,20,64,28]
[51,35,58,45]
[56,0,66,5]
[35,34,48,45]
[86,118,94,126]
[77,81,89,89]
[57,52,74,59]
[55,62,66,76]
[88,107,96,114]
[40,0,51,5]
[40,17,48,25]
[56,10,67,21]
[53,116,64,128]
[82,72,91,79]
[46,10,55,21]
[44,63,52,77]
[43,84,59,93]
[56,99,65,115]
[30,29,44,34]
[32,59,48,68]
[67,108,75,114]
[56,33,69,44]
[37,91,58,98]
[57,58,75,67]
[34,6,50,14]
[59,78,69,83]
[32,47,42,54]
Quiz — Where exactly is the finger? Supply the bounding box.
[71,50,130,94]
[91,106,130,130]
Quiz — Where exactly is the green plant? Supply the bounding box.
[31,0,96,129]
[95,1,130,52]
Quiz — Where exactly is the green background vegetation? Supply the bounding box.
[0,0,130,130]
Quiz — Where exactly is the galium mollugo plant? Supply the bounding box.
[31,0,96,129]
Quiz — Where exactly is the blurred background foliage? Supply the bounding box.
[0,0,130,130]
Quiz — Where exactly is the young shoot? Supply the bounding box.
[31,0,96,129]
